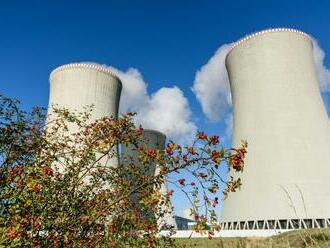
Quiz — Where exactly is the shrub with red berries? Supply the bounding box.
[0,95,247,247]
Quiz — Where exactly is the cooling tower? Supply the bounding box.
[220,28,330,230]
[47,63,122,166]
[121,129,177,229]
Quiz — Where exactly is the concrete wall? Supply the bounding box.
[47,63,122,167]
[221,29,330,227]
[159,229,290,238]
[121,129,177,229]
[121,129,166,177]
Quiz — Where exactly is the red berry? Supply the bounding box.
[209,135,219,145]
[166,148,173,155]
[166,190,174,196]
[198,132,207,140]
[43,166,53,176]
[194,213,199,220]
[178,178,185,186]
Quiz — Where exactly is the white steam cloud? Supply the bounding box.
[191,44,232,122]
[312,39,330,92]
[108,66,197,144]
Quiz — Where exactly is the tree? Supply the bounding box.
[0,94,247,247]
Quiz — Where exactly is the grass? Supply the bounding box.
[175,229,330,247]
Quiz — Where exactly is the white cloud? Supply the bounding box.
[108,67,149,113]
[191,43,233,122]
[108,66,197,144]
[135,87,197,144]
[312,39,330,92]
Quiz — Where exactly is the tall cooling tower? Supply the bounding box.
[220,28,330,230]
[47,63,122,166]
[121,129,177,229]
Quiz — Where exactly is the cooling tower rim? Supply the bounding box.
[49,63,121,82]
[142,128,167,139]
[227,28,311,58]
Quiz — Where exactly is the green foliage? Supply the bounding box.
[0,94,246,247]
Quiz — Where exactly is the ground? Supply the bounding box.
[175,229,330,247]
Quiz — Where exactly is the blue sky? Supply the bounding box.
[1,0,330,218]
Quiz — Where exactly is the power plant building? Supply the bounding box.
[47,63,177,229]
[121,129,177,229]
[47,63,122,167]
[45,29,330,234]
[220,28,330,230]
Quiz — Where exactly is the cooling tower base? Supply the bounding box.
[220,218,330,230]
[159,229,289,238]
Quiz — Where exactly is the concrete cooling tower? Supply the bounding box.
[121,129,177,229]
[47,63,122,166]
[220,28,330,231]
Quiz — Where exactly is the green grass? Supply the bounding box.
[175,229,330,247]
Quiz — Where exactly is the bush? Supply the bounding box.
[0,94,246,247]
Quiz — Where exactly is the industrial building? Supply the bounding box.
[47,63,122,167]
[48,63,122,122]
[46,28,330,234]
[220,28,330,231]
[121,129,177,230]
[47,64,177,229]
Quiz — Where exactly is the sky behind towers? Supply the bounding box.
[1,0,330,217]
